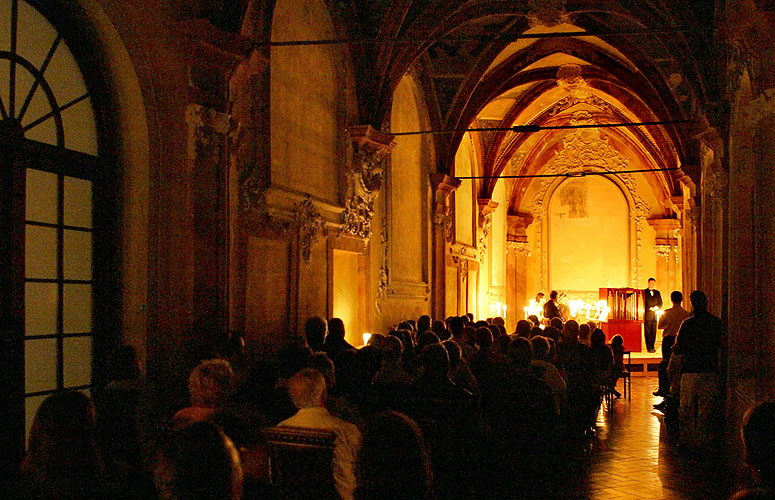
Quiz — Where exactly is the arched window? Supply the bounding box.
[0,0,103,447]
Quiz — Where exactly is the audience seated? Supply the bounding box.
[278,369,361,500]
[155,421,243,500]
[16,390,104,500]
[304,316,328,352]
[173,359,236,428]
[324,318,357,366]
[355,412,433,500]
[530,335,566,414]
[743,402,775,488]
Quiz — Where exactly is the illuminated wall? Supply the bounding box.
[454,135,475,246]
[332,249,362,346]
[548,176,629,292]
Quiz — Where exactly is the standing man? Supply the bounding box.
[672,290,722,452]
[643,278,663,353]
[543,290,564,322]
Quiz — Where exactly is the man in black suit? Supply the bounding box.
[644,277,663,352]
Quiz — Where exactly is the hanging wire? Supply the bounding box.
[389,119,692,136]
[258,27,715,47]
[455,167,679,180]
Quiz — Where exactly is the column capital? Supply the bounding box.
[507,214,534,242]
[349,125,396,151]
[648,217,682,240]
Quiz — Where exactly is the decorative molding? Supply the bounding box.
[294,197,327,263]
[655,244,672,258]
[528,115,651,287]
[433,212,455,243]
[706,170,729,200]
[341,126,395,240]
[508,241,531,256]
[431,173,462,244]
[555,63,586,93]
[186,104,233,162]
[477,199,498,262]
[527,0,570,27]
[549,93,609,116]
[375,214,392,317]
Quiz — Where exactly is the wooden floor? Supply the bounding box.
[549,376,739,500]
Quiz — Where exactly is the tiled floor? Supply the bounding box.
[551,376,735,500]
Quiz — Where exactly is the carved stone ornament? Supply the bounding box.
[433,212,455,243]
[478,212,493,262]
[375,214,393,317]
[527,0,570,27]
[527,115,651,287]
[186,104,233,162]
[341,128,395,239]
[294,197,327,263]
[655,244,672,258]
[556,64,587,93]
[743,88,775,135]
[549,94,609,116]
[461,258,469,278]
[706,170,729,200]
[508,241,531,257]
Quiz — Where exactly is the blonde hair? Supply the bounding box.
[188,359,235,408]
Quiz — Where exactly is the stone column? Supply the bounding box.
[430,174,461,319]
[506,215,533,331]
[177,19,247,355]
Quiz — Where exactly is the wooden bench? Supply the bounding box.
[262,426,338,500]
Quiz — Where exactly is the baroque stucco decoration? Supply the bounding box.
[375,214,394,317]
[527,0,570,27]
[186,104,233,162]
[528,111,651,290]
[341,126,396,240]
[478,212,492,263]
[294,197,327,264]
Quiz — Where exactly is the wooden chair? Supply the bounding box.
[262,426,338,500]
[622,350,632,399]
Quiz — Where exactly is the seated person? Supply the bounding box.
[279,369,361,500]
[174,358,236,427]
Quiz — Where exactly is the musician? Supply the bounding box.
[543,290,565,322]
[644,278,663,352]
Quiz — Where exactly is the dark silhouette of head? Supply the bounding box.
[327,318,346,340]
[356,412,432,500]
[431,320,449,340]
[670,290,683,304]
[509,337,533,370]
[563,320,580,341]
[475,327,494,351]
[304,316,327,351]
[590,328,607,348]
[155,421,243,500]
[550,317,564,331]
[417,315,432,334]
[690,290,708,313]
[528,315,540,327]
[447,316,464,338]
[743,402,775,486]
[417,331,441,349]
[531,336,550,361]
[515,320,532,338]
[419,343,450,380]
[549,290,559,301]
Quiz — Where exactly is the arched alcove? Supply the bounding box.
[548,176,629,294]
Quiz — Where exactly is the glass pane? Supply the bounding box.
[44,37,88,110]
[61,98,98,155]
[63,229,91,281]
[24,113,58,146]
[15,67,37,124]
[0,2,10,52]
[64,336,92,387]
[25,394,48,448]
[0,59,8,111]
[18,0,58,69]
[25,224,57,279]
[63,284,91,333]
[19,74,53,128]
[26,169,58,224]
[63,177,92,228]
[25,282,58,336]
[25,338,57,393]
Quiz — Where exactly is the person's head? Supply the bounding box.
[304,316,327,350]
[382,335,404,363]
[587,320,597,332]
[528,314,540,327]
[491,316,505,327]
[563,320,579,341]
[590,328,607,348]
[419,343,450,379]
[648,278,656,290]
[22,390,99,486]
[529,325,543,339]
[189,359,236,408]
[544,325,561,344]
[509,337,533,370]
[287,368,327,409]
[432,320,449,340]
[417,315,432,334]
[357,411,432,500]
[515,320,532,338]
[578,323,591,344]
[610,334,624,348]
[448,316,464,338]
[670,290,683,305]
[743,402,775,485]
[531,336,550,361]
[536,292,545,301]
[308,352,336,389]
[550,317,564,331]
[155,421,243,500]
[417,331,441,349]
[690,290,708,313]
[327,318,346,340]
[475,327,494,350]
[549,290,559,301]
[442,340,462,369]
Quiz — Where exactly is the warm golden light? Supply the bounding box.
[362,333,372,346]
